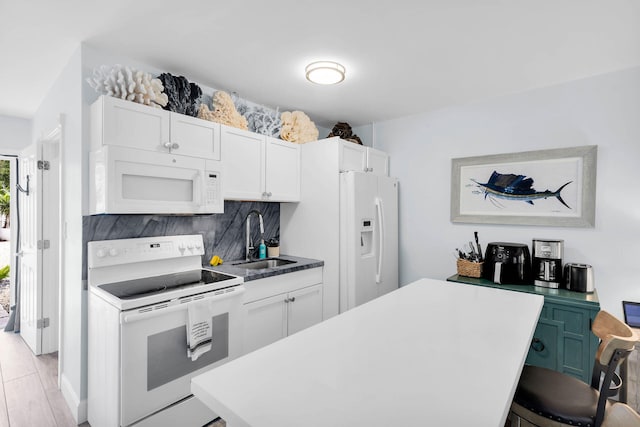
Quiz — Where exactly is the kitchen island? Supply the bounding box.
[192,278,543,427]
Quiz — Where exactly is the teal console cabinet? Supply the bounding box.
[447,275,600,384]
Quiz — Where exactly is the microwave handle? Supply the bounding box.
[194,170,203,206]
[121,286,245,324]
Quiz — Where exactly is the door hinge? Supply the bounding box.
[37,240,51,250]
[37,318,50,329]
[37,160,50,170]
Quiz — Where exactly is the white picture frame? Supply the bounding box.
[451,146,597,227]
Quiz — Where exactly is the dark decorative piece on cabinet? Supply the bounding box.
[327,122,362,145]
[158,73,202,117]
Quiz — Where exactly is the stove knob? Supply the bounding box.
[109,248,119,257]
[96,249,107,258]
[187,242,194,250]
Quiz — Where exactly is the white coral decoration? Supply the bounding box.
[198,91,248,130]
[233,94,282,137]
[87,64,168,108]
[280,111,319,143]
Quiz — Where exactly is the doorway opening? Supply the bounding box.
[0,156,13,330]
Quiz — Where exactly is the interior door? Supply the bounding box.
[18,142,42,355]
[41,139,60,354]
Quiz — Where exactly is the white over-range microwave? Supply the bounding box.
[90,145,223,214]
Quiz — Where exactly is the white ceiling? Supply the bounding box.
[1,0,639,127]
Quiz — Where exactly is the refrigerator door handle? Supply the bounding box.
[375,197,384,284]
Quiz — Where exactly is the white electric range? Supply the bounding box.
[87,234,244,427]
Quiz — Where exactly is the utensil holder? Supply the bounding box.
[457,259,483,278]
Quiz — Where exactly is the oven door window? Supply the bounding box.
[119,294,242,426]
[147,313,228,391]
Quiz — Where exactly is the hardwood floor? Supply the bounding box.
[0,330,85,427]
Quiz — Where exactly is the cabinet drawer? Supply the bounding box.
[243,268,323,303]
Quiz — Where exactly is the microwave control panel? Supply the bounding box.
[205,171,221,205]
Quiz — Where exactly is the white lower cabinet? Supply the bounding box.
[286,284,323,335]
[244,294,288,353]
[243,268,323,354]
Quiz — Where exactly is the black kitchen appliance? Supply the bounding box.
[532,239,563,289]
[483,242,531,285]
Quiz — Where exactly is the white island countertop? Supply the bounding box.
[192,278,543,427]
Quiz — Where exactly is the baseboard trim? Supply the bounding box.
[60,373,88,423]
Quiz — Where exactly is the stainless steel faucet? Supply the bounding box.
[245,210,265,261]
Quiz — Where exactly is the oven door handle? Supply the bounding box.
[121,286,245,324]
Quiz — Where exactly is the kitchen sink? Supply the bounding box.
[234,258,296,270]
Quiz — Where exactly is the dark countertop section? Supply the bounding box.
[447,274,600,309]
[204,255,324,282]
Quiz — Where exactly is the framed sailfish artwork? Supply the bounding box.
[451,146,597,227]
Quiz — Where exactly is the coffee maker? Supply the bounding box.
[532,239,563,289]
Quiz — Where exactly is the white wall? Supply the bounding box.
[373,66,640,319]
[31,46,85,422]
[0,115,31,155]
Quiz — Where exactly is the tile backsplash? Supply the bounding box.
[82,201,279,279]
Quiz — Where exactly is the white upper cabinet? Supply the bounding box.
[169,113,221,160]
[91,95,221,160]
[340,141,367,172]
[265,137,300,202]
[339,139,389,176]
[365,147,389,176]
[221,126,265,200]
[221,125,300,202]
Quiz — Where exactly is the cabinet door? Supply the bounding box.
[287,284,323,336]
[526,317,563,371]
[221,125,265,200]
[243,294,287,355]
[547,302,597,382]
[100,96,170,152]
[366,148,389,176]
[339,141,366,172]
[265,137,300,201]
[170,113,221,160]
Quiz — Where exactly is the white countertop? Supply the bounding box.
[192,278,543,427]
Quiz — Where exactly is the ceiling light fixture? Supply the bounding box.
[305,61,346,85]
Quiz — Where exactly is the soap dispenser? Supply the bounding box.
[258,239,267,259]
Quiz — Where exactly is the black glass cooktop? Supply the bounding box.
[98,269,237,300]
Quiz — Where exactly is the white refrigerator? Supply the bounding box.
[339,171,398,311]
[280,138,398,319]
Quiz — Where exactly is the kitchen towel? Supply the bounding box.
[187,300,213,361]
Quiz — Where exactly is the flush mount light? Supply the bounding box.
[305,61,346,85]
